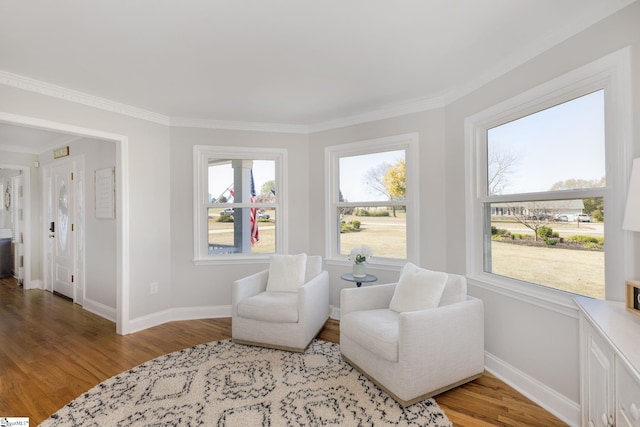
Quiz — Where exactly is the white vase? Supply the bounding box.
[353,263,366,278]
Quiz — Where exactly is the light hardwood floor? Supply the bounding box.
[0,278,568,426]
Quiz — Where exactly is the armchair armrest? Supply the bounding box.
[298,270,330,323]
[399,296,484,366]
[340,283,397,316]
[232,269,269,314]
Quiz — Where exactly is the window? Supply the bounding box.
[326,133,419,265]
[486,92,606,298]
[466,49,632,301]
[193,146,287,263]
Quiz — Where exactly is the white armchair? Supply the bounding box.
[232,254,330,352]
[340,264,484,406]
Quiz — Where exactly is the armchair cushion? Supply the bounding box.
[341,309,399,362]
[389,262,447,312]
[236,291,298,323]
[266,253,307,292]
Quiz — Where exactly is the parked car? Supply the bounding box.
[257,211,270,219]
[220,207,234,215]
[554,214,569,222]
[577,214,591,222]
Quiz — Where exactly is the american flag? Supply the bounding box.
[250,170,259,244]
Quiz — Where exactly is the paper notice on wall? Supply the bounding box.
[95,167,115,219]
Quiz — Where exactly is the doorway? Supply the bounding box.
[0,165,30,287]
[0,111,129,334]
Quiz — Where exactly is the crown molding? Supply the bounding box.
[0,70,170,126]
[0,134,84,155]
[0,143,40,155]
[1,0,634,137]
[170,117,308,134]
[308,93,448,133]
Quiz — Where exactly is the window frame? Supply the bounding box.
[325,133,419,267]
[193,145,288,264]
[465,48,633,306]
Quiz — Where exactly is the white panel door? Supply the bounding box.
[51,162,75,300]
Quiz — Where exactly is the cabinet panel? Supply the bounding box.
[617,360,640,427]
[585,321,615,427]
[576,297,640,427]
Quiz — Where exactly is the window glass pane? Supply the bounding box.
[487,90,605,196]
[207,207,276,254]
[339,206,407,259]
[208,159,276,204]
[339,150,405,202]
[486,198,604,298]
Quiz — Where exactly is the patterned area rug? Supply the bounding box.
[40,339,452,426]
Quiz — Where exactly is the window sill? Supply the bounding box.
[467,272,581,318]
[193,256,271,266]
[324,258,406,271]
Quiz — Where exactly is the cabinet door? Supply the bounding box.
[616,360,640,427]
[584,321,615,427]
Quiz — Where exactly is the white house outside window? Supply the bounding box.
[193,146,287,263]
[466,49,632,302]
[325,133,419,265]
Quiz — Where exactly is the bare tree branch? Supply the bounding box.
[488,151,518,195]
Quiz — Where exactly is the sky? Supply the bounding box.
[488,90,605,195]
[208,160,274,202]
[209,152,404,204]
[339,150,405,202]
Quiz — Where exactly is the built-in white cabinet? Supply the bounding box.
[576,297,640,427]
[583,319,615,426]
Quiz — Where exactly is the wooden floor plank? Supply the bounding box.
[0,278,568,425]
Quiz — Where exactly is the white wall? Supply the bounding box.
[308,110,447,308]
[0,83,172,329]
[168,126,310,312]
[443,2,640,423]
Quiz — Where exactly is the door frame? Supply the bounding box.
[0,111,130,335]
[0,163,30,287]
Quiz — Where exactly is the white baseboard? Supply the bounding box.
[83,298,117,323]
[127,305,232,335]
[24,279,43,290]
[330,305,340,320]
[485,351,580,427]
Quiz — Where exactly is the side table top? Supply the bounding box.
[341,273,378,283]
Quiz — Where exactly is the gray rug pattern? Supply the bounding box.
[39,339,452,426]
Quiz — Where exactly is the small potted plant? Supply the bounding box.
[348,245,373,278]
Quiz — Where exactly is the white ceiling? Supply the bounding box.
[0,0,636,142]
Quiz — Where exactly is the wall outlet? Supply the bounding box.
[150,282,158,295]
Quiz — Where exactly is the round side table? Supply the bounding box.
[341,273,378,288]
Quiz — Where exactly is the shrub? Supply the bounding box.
[356,209,390,217]
[584,242,603,249]
[491,227,511,239]
[216,214,234,223]
[566,235,604,249]
[544,237,559,246]
[567,235,599,244]
[537,226,554,239]
[340,220,362,233]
